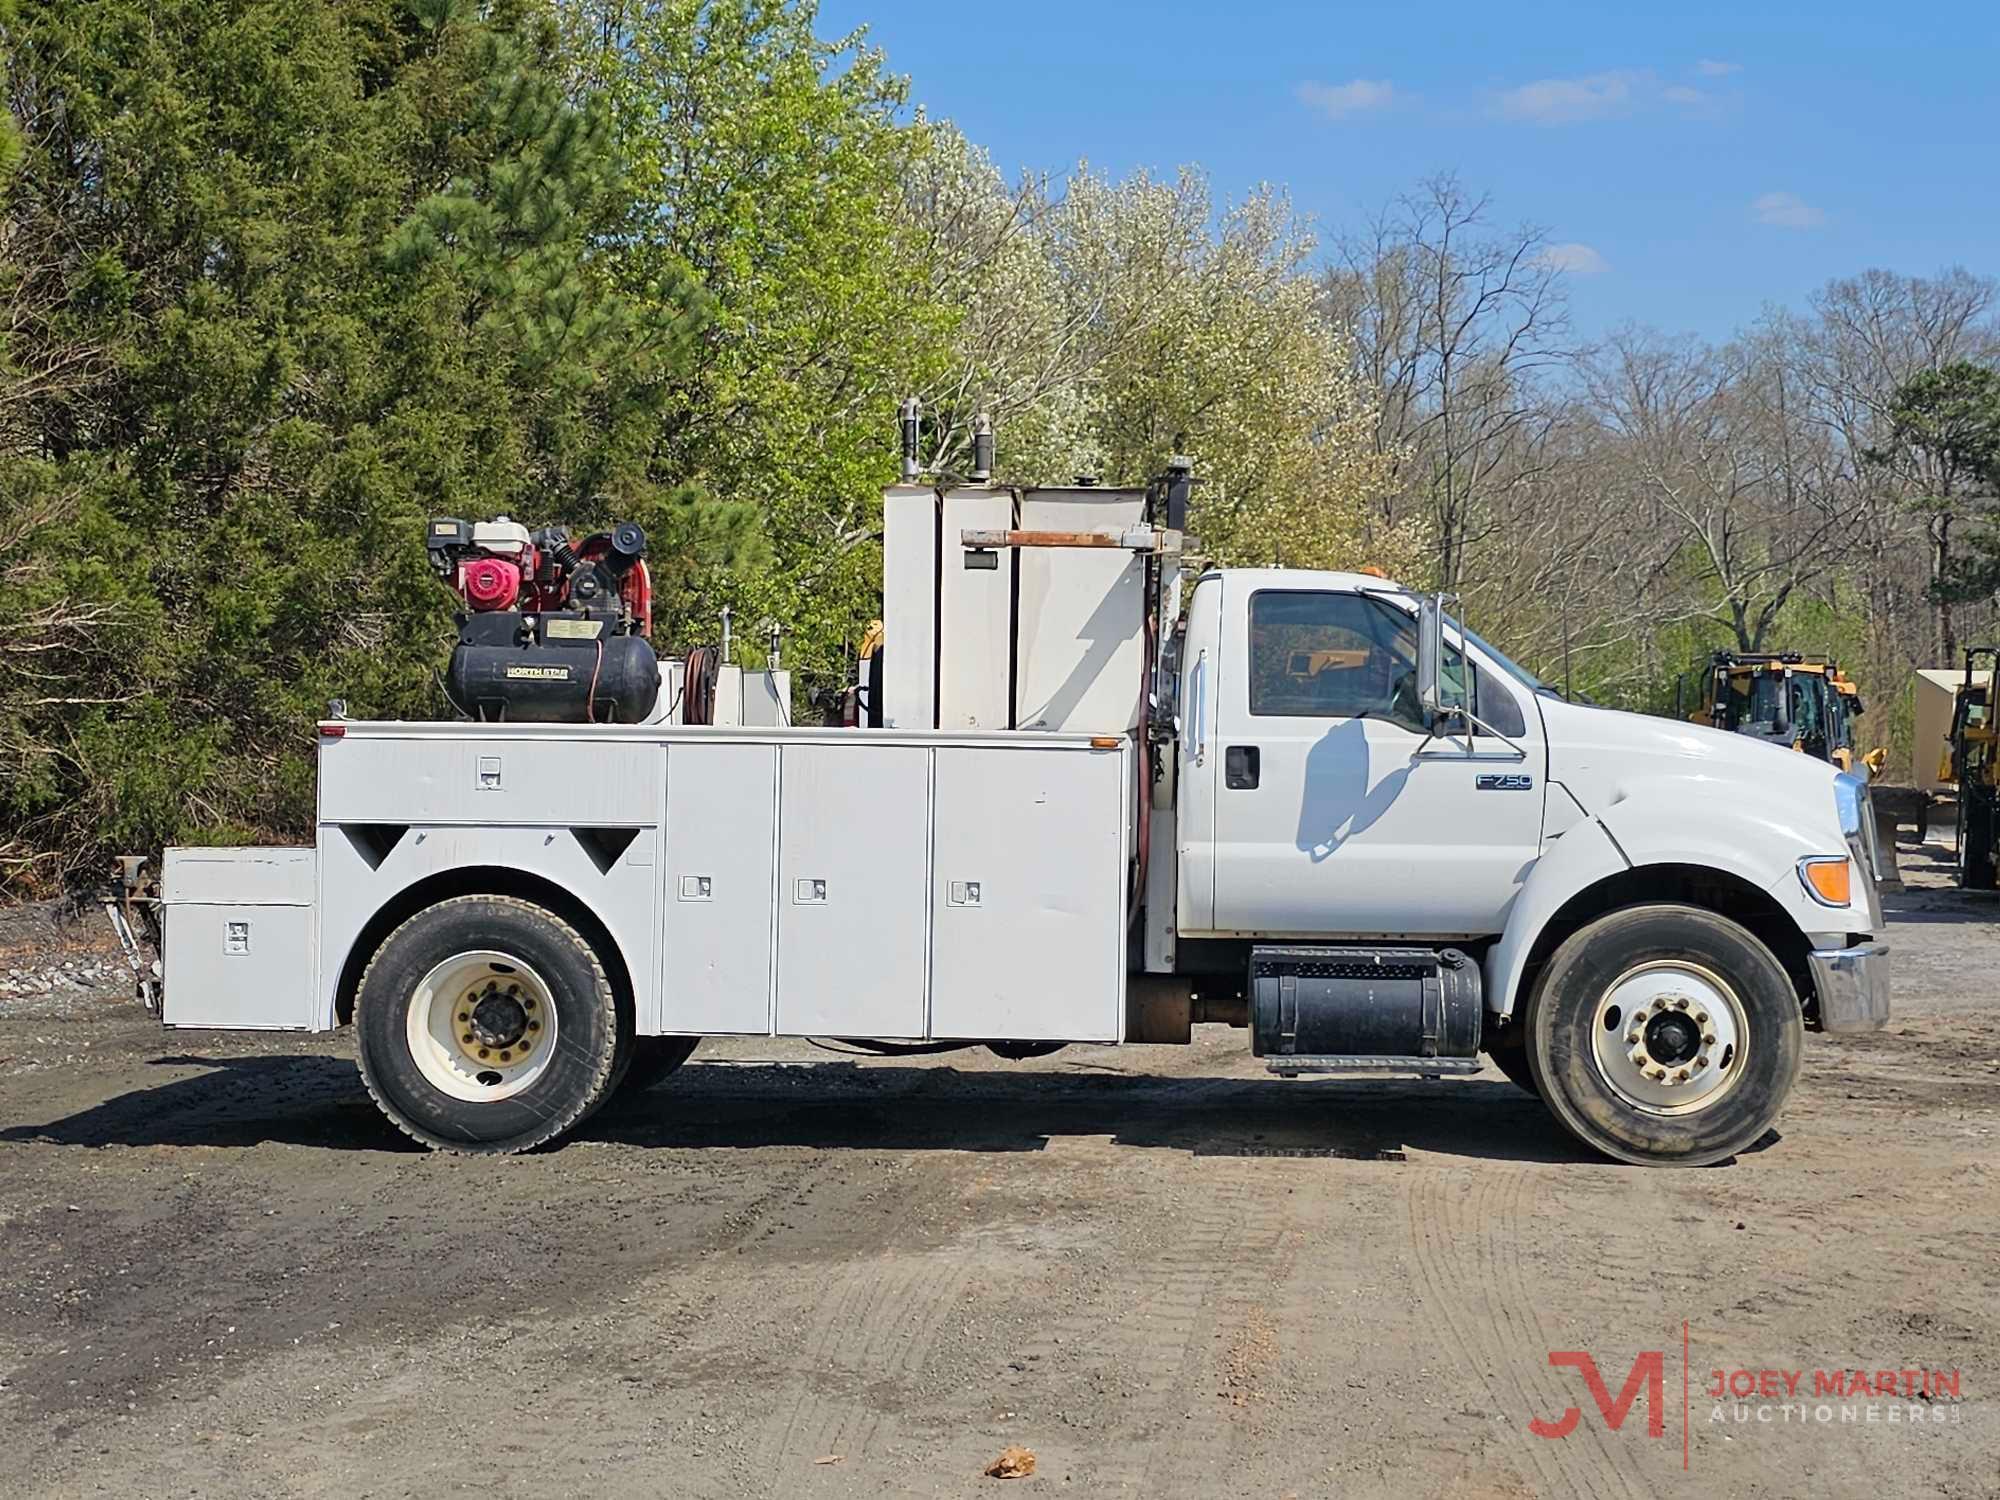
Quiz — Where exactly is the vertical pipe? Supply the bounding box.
[970,410,994,485]
[899,396,922,483]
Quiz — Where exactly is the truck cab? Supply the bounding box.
[1160,568,1889,1164]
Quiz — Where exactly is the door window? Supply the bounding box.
[1249,591,1421,724]
[1247,590,1524,736]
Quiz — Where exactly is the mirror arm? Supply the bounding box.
[1422,705,1529,760]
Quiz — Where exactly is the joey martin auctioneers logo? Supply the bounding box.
[1526,1325,1967,1470]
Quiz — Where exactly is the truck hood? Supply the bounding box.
[1537,695,1847,863]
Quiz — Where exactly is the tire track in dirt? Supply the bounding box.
[995,1153,1301,1494]
[1403,1163,1657,1500]
[752,1247,975,1481]
[727,1154,987,1491]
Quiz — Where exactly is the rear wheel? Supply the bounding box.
[356,895,620,1154]
[986,1041,1066,1060]
[621,1035,700,1093]
[1525,904,1801,1167]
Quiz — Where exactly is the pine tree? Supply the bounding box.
[0,0,707,889]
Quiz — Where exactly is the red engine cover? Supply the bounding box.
[459,556,522,611]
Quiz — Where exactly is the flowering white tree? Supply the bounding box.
[903,130,1413,575]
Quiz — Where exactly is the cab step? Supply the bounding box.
[1265,1055,1483,1078]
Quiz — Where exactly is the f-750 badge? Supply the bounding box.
[1477,773,1534,791]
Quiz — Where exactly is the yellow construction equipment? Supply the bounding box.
[1947,646,1999,889]
[1682,652,1877,775]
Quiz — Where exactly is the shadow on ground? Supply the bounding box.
[0,1053,1621,1166]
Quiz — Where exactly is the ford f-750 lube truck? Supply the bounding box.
[127,440,1891,1166]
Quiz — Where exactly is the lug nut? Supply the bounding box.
[1694,1011,1709,1025]
[1674,1068,1690,1082]
[1627,1030,1642,1044]
[462,1033,475,1046]
[527,1020,541,1032]
[1703,1032,1717,1046]
[477,1048,490,1059]
[1673,997,1689,1010]
[499,1051,511,1062]
[1630,1047,1648,1064]
[1695,1055,1709,1069]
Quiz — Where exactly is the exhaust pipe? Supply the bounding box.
[899,396,922,483]
[970,410,994,485]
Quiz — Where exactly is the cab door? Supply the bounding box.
[1203,581,1546,939]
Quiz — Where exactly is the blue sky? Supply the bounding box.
[819,0,1999,342]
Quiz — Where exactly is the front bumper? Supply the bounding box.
[1809,942,1891,1033]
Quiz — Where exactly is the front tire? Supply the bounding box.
[1525,904,1802,1167]
[1961,788,1996,890]
[356,895,621,1154]
[1484,1033,1540,1097]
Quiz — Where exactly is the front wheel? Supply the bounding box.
[1484,1034,1540,1097]
[356,895,621,1153]
[1525,904,1802,1167]
[1961,788,1996,890]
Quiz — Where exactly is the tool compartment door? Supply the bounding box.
[161,847,317,1029]
[929,744,1127,1042]
[660,741,777,1034]
[774,743,930,1037]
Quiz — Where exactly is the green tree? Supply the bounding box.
[905,134,1406,575]
[555,0,954,694]
[1868,360,2000,659]
[0,0,706,891]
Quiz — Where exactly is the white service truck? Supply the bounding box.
[123,442,1891,1165]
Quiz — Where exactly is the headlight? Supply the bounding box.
[1834,772,1865,838]
[1832,771,1885,929]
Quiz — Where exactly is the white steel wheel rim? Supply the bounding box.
[1587,959,1747,1117]
[405,950,559,1103]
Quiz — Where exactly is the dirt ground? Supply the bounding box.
[0,842,1994,1500]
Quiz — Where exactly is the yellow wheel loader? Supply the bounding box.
[1683,652,1878,775]
[1948,646,2000,890]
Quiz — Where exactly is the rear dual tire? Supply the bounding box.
[1524,903,1802,1167]
[356,896,622,1154]
[621,1035,700,1093]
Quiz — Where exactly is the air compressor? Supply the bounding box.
[426,515,661,723]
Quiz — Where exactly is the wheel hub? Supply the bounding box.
[1621,994,1715,1085]
[468,989,531,1051]
[1644,1009,1702,1067]
[1589,961,1746,1115]
[408,952,558,1101]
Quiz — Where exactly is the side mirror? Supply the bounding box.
[1416,593,1444,727]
